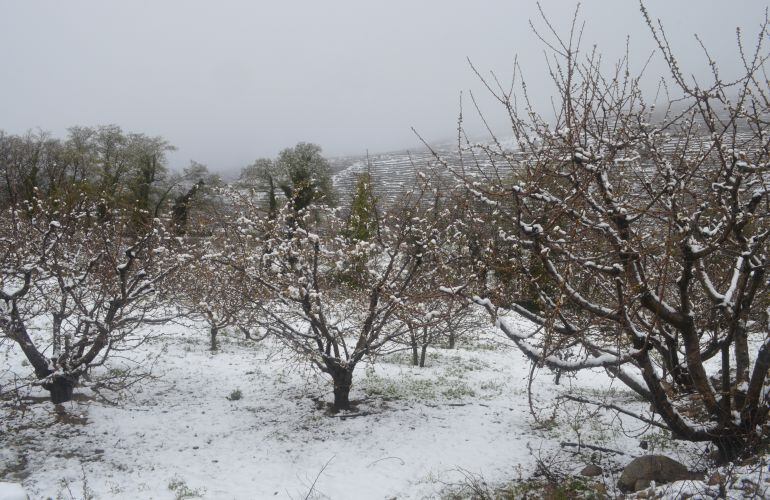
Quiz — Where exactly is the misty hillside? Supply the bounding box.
[331,140,522,206]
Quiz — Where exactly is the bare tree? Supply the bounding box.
[438,5,770,461]
[395,184,473,366]
[218,182,454,410]
[177,231,268,351]
[0,199,185,403]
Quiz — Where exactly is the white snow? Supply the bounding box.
[1,314,767,499]
[0,483,27,500]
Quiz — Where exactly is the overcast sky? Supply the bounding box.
[0,1,765,173]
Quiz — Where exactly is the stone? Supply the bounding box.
[617,455,702,492]
[634,479,651,492]
[579,464,603,477]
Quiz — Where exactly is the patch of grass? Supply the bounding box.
[107,367,130,377]
[441,384,476,399]
[452,335,501,352]
[479,379,506,397]
[226,389,243,401]
[362,367,477,402]
[56,467,96,500]
[441,471,607,500]
[582,385,644,403]
[442,355,486,378]
[363,369,438,400]
[167,476,205,499]
[378,349,441,366]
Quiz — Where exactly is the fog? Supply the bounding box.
[0,0,764,173]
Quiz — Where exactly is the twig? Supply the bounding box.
[304,455,334,500]
[560,441,626,455]
[366,456,405,468]
[561,394,669,431]
[331,411,375,419]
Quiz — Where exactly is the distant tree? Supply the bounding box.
[0,130,61,207]
[170,180,204,234]
[176,237,267,351]
[240,158,279,218]
[394,181,472,365]
[344,171,379,242]
[239,143,336,221]
[276,142,336,212]
[167,161,222,234]
[125,133,175,227]
[0,125,177,219]
[219,183,454,410]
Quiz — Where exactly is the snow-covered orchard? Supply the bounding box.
[3,4,770,500]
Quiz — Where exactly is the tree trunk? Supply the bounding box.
[12,310,82,404]
[420,344,428,368]
[52,311,63,358]
[448,330,456,349]
[210,326,218,351]
[172,180,203,235]
[734,325,750,408]
[12,319,53,380]
[409,325,419,366]
[332,369,353,411]
[44,374,78,404]
[714,433,748,463]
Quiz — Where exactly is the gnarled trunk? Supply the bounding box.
[329,365,354,411]
[210,325,218,351]
[11,318,80,403]
[43,374,79,404]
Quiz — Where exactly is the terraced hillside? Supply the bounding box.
[331,141,516,206]
[330,127,761,207]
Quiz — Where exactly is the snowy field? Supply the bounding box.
[0,311,766,499]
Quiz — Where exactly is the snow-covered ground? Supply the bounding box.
[0,313,766,499]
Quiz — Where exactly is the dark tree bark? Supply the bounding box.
[14,319,81,404]
[210,325,218,351]
[328,364,354,411]
[419,325,429,367]
[44,374,78,405]
[171,180,203,235]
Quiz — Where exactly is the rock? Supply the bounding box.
[580,464,603,477]
[634,479,651,492]
[617,455,701,492]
